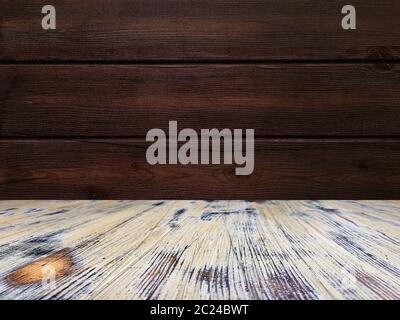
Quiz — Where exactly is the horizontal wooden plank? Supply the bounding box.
[1,1,400,61]
[1,139,400,199]
[1,64,400,137]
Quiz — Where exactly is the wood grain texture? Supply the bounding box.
[1,139,400,199]
[1,1,400,61]
[1,64,400,137]
[0,200,399,300]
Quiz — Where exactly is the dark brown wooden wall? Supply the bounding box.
[1,1,400,199]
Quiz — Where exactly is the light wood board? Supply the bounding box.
[0,200,399,300]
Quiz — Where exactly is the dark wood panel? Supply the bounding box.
[1,139,400,199]
[1,64,400,137]
[1,1,399,60]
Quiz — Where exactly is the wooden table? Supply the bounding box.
[1,200,399,300]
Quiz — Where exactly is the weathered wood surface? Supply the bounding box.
[1,64,400,137]
[1,1,400,61]
[1,139,400,199]
[0,200,399,300]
